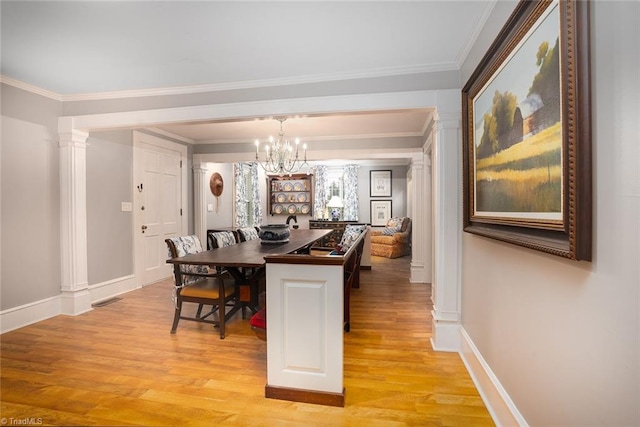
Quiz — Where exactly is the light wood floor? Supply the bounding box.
[1,256,494,426]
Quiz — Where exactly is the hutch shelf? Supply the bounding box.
[268,174,314,216]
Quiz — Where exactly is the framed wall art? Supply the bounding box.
[370,200,392,226]
[370,170,392,197]
[462,0,592,261]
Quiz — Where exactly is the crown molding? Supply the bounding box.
[455,0,498,69]
[0,75,62,101]
[4,60,457,103]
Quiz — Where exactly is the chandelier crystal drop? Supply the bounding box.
[254,118,308,176]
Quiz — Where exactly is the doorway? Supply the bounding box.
[133,131,188,286]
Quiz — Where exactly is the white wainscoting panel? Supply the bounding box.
[266,263,344,393]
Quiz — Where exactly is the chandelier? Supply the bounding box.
[254,118,308,176]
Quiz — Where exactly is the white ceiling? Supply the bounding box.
[1,1,494,146]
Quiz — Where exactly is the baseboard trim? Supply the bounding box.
[266,385,345,407]
[1,275,139,335]
[0,295,62,334]
[89,274,139,304]
[459,327,528,427]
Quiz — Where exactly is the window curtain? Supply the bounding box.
[342,164,359,221]
[313,165,328,219]
[234,163,249,227]
[250,162,263,226]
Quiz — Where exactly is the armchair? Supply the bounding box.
[370,217,411,258]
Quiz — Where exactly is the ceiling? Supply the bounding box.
[1,1,495,147]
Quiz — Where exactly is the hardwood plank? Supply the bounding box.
[1,255,494,426]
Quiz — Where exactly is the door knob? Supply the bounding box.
[141,225,148,233]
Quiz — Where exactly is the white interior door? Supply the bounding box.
[133,132,187,286]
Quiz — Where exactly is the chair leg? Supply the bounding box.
[218,297,226,339]
[217,278,227,339]
[171,300,182,334]
[195,303,204,319]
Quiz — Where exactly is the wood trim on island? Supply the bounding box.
[265,385,345,407]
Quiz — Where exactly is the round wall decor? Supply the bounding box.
[210,172,224,212]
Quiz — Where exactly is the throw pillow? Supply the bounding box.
[381,226,400,235]
[386,217,403,229]
[338,225,366,252]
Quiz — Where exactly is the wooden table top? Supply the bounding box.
[166,229,332,268]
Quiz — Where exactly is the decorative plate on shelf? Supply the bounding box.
[288,204,297,214]
[293,182,304,191]
[276,193,287,203]
[297,193,307,202]
[283,182,294,192]
[274,204,284,214]
[301,204,310,214]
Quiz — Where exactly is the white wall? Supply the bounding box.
[460,2,639,426]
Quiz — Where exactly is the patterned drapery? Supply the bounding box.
[234,163,248,227]
[342,164,359,221]
[234,162,262,227]
[313,165,328,219]
[250,162,263,226]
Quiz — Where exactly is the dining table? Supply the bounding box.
[166,229,332,313]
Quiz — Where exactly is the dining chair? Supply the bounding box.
[207,229,255,318]
[207,230,238,250]
[237,226,260,242]
[165,235,240,339]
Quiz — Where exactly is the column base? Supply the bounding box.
[60,288,92,316]
[410,261,428,283]
[430,310,460,352]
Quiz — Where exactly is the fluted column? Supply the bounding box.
[431,113,462,351]
[193,162,208,248]
[59,128,91,315]
[409,158,428,283]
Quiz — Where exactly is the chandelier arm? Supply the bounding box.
[254,118,309,176]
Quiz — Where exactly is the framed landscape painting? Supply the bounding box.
[462,0,592,261]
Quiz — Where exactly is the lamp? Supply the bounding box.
[254,118,308,176]
[327,195,344,221]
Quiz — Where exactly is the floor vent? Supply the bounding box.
[92,297,122,308]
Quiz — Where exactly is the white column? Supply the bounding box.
[423,153,433,284]
[409,158,428,283]
[431,113,462,351]
[193,162,208,248]
[59,128,91,315]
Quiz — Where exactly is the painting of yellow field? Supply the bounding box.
[472,1,563,222]
[474,122,562,219]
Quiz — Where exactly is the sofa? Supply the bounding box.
[370,217,411,258]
